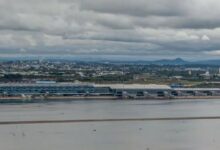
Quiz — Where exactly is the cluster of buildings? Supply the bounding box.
[0,60,128,82]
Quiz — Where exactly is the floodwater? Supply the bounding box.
[0,99,220,150]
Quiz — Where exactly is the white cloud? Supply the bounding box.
[201,35,210,41]
[19,48,27,53]
[0,0,219,58]
[204,50,220,55]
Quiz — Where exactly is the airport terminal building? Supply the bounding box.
[0,82,220,99]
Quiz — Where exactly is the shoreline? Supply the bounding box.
[0,95,219,103]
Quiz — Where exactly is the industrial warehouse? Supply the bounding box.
[0,82,220,101]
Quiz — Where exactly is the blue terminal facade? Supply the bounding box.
[0,83,111,96]
[0,83,172,97]
[0,83,220,99]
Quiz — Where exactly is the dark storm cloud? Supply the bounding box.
[0,0,220,58]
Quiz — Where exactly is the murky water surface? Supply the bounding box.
[0,99,220,150]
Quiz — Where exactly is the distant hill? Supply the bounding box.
[151,58,188,65]
[113,58,189,65]
[2,55,220,65]
[146,58,220,65]
[120,58,220,65]
[194,59,220,65]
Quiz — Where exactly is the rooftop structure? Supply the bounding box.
[95,84,171,90]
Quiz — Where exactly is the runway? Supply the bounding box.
[1,116,220,125]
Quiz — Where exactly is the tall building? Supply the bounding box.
[188,70,192,75]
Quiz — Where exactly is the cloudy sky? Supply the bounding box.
[1,0,220,59]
